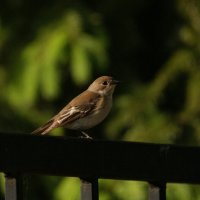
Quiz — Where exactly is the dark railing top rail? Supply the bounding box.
[0,133,200,184]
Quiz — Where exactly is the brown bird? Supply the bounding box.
[32,76,119,138]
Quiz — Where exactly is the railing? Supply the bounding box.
[0,133,200,200]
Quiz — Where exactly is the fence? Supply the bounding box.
[0,133,200,200]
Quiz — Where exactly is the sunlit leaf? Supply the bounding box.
[70,41,92,84]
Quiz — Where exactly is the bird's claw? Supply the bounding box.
[81,131,93,140]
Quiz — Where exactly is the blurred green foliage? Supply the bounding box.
[1,0,200,199]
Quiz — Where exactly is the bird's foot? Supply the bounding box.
[81,131,93,140]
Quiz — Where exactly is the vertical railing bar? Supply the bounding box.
[5,176,17,200]
[5,173,24,200]
[80,178,99,200]
[148,182,166,200]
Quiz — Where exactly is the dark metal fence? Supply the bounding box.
[0,133,200,200]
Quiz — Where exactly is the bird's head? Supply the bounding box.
[88,76,119,96]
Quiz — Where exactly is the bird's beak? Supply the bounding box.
[111,79,120,85]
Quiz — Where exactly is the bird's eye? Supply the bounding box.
[102,81,108,85]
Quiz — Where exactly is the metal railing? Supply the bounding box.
[0,133,200,200]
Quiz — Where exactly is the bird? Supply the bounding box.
[31,76,119,138]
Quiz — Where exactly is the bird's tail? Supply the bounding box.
[31,119,55,135]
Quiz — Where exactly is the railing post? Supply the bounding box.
[5,174,24,200]
[80,178,98,200]
[148,182,166,200]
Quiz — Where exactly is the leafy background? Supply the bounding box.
[1,0,200,199]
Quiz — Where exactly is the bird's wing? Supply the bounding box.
[31,91,101,135]
[56,96,100,126]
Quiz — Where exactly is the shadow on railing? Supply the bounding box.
[1,133,200,200]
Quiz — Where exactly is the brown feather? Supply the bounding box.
[31,118,56,135]
[31,91,101,135]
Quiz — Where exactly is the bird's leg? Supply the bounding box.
[81,131,93,139]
